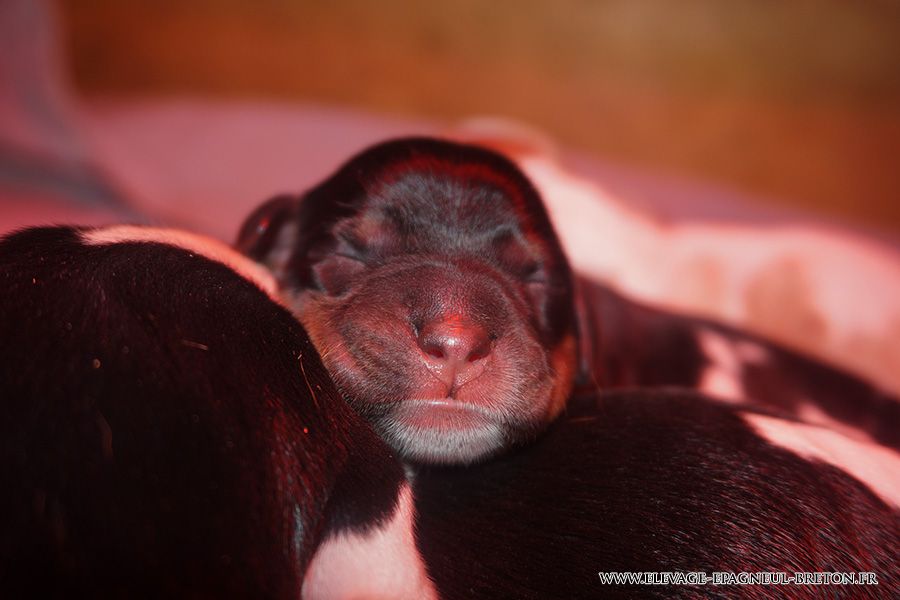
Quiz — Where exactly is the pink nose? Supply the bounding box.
[416,316,492,387]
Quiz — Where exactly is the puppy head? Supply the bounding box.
[238,138,578,464]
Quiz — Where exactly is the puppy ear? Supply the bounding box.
[235,194,301,284]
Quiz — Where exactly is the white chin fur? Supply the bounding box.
[382,418,506,465]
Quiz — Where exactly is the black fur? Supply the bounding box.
[0,226,405,598]
[412,390,899,599]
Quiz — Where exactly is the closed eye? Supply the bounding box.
[312,254,367,295]
[491,230,545,282]
[524,262,552,284]
[334,252,366,263]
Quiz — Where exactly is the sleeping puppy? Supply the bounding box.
[238,138,579,465]
[238,137,898,462]
[0,225,431,599]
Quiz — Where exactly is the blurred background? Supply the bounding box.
[57,0,900,232]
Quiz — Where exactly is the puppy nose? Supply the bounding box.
[417,316,492,384]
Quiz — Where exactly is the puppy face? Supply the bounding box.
[238,138,577,464]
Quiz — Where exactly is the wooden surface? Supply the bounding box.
[58,0,900,232]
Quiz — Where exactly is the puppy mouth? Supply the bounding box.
[393,398,497,431]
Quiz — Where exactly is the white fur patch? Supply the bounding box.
[302,484,437,600]
[795,402,880,446]
[82,225,279,300]
[733,339,769,365]
[745,413,900,508]
[696,330,752,403]
[699,368,744,404]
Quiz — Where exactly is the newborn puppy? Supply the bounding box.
[0,226,430,599]
[238,138,579,464]
[238,137,897,462]
[412,389,899,599]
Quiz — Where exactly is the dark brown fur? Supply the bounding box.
[238,138,578,464]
